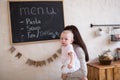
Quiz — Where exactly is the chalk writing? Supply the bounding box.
[25,18,41,25]
[27,30,59,39]
[20,7,57,16]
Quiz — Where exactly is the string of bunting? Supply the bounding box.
[9,46,61,67]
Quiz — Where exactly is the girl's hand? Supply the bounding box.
[68,64,72,69]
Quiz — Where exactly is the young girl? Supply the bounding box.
[60,30,80,80]
[64,25,89,80]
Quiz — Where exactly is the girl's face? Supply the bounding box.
[60,31,73,46]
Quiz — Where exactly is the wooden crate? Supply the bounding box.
[113,61,120,80]
[87,62,114,80]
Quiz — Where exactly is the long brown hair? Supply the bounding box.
[64,25,89,62]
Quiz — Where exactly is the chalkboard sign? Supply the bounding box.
[9,1,64,43]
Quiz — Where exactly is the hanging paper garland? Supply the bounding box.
[9,46,61,67]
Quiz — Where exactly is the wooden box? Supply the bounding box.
[87,62,114,80]
[113,61,120,80]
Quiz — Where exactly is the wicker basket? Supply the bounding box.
[99,59,112,65]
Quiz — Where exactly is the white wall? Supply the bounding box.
[0,0,120,80]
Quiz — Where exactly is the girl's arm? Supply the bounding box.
[68,52,74,69]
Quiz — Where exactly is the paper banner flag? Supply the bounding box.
[9,46,16,53]
[47,57,53,63]
[26,59,31,65]
[57,48,61,54]
[30,60,36,66]
[35,61,40,67]
[26,59,46,67]
[40,61,46,66]
[26,59,33,66]
[36,61,46,67]
[15,52,22,59]
[53,53,58,59]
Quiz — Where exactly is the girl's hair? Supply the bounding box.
[64,25,89,62]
